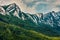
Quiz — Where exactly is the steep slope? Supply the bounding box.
[0,21,50,40]
[0,21,60,40]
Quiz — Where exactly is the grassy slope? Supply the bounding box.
[0,21,60,40]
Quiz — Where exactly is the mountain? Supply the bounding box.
[43,11,60,29]
[0,3,60,28]
[0,3,43,24]
[0,3,60,40]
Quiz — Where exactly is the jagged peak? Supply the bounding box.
[5,3,21,13]
[0,3,21,17]
[6,3,17,9]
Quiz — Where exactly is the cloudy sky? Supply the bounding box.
[0,0,60,14]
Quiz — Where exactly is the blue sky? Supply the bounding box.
[0,0,60,14]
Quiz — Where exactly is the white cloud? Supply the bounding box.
[0,0,36,14]
[0,0,60,14]
[19,0,60,13]
[54,0,60,5]
[18,0,36,14]
[23,0,34,3]
[50,0,60,12]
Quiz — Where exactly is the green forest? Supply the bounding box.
[0,21,60,40]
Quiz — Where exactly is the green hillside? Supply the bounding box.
[0,14,60,37]
[0,21,60,40]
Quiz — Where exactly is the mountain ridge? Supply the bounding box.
[0,3,60,37]
[0,3,60,27]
